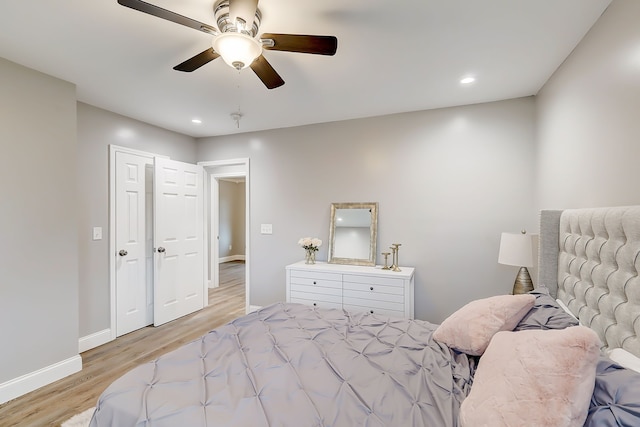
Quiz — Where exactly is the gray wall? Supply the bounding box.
[536,0,640,209]
[218,180,246,258]
[0,58,78,383]
[77,102,197,336]
[197,98,538,322]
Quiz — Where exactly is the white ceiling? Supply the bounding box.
[0,0,611,138]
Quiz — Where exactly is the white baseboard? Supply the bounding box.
[219,255,246,263]
[0,355,82,405]
[78,328,112,353]
[247,305,262,314]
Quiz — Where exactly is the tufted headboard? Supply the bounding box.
[538,206,640,358]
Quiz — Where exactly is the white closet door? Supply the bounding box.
[154,157,205,326]
[115,152,153,336]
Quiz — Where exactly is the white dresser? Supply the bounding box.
[285,261,415,318]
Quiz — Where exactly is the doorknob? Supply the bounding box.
[118,249,128,257]
[157,247,166,253]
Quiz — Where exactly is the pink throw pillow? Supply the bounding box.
[432,294,535,355]
[459,326,601,427]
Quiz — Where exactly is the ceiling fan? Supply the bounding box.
[117,0,338,89]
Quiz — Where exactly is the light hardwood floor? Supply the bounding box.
[0,261,246,427]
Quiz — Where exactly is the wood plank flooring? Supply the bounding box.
[0,261,246,427]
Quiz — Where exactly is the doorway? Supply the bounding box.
[200,159,251,314]
[217,178,246,264]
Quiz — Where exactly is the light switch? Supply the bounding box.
[93,227,103,241]
[261,224,273,235]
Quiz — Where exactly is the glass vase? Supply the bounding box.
[305,249,316,264]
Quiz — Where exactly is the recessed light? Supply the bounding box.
[191,118,202,124]
[460,77,476,85]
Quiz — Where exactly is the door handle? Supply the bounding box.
[157,247,166,253]
[118,249,128,257]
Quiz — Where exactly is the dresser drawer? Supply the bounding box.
[289,269,342,282]
[290,297,343,310]
[343,296,404,312]
[343,274,404,288]
[290,276,342,290]
[343,288,404,304]
[343,304,404,318]
[289,268,342,290]
[290,283,342,297]
[342,281,404,297]
[290,290,342,305]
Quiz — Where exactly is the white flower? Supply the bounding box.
[298,236,322,251]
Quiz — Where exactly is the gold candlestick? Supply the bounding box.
[391,243,402,272]
[381,252,391,270]
[389,246,398,271]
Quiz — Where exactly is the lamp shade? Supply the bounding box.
[498,231,536,267]
[212,32,262,70]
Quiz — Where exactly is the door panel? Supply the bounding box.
[154,157,205,326]
[115,152,153,336]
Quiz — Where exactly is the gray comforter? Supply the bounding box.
[90,303,475,426]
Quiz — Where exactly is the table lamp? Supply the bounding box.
[498,230,536,295]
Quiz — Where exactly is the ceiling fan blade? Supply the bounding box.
[173,49,220,72]
[250,55,285,89]
[229,0,259,30]
[117,0,218,35]
[261,33,337,56]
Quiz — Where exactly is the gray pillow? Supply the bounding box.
[585,357,640,427]
[513,290,579,331]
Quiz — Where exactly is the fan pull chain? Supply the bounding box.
[231,70,243,129]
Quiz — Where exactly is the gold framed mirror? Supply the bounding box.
[328,202,378,266]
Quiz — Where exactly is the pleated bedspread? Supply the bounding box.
[90,303,474,427]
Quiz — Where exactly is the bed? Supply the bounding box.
[90,206,640,426]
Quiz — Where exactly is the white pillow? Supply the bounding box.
[607,348,640,373]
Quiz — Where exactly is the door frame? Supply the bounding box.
[199,158,251,314]
[108,145,168,340]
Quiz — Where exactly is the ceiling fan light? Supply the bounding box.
[212,32,262,70]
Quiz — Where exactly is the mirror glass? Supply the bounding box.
[328,202,378,266]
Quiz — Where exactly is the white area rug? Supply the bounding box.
[61,407,95,427]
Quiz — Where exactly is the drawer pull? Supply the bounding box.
[313,281,317,285]
[313,302,317,307]
[369,286,374,291]
[370,310,374,314]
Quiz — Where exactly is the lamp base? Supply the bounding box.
[512,266,534,295]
